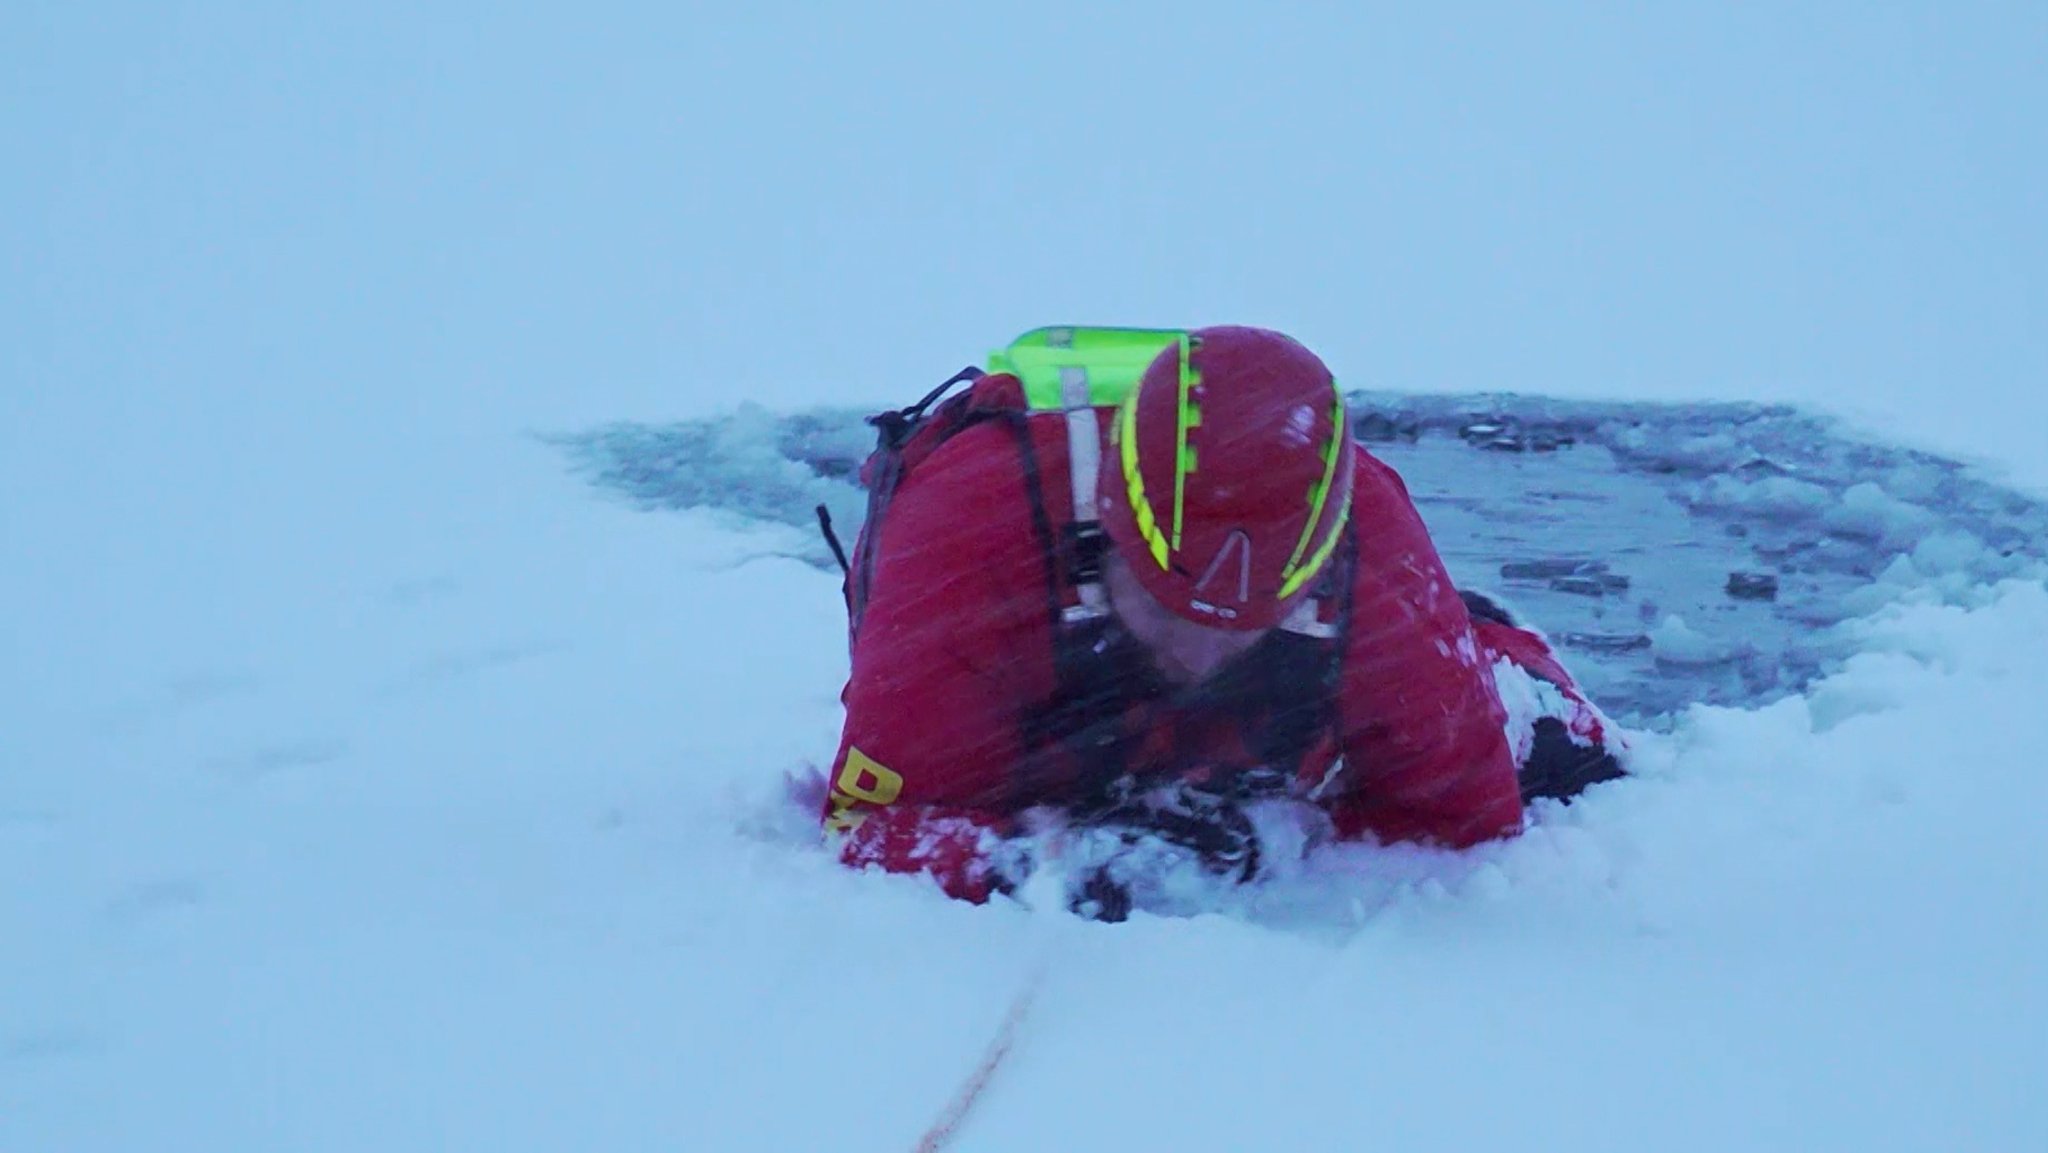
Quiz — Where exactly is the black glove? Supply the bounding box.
[1519,717,1627,804]
[1094,780,1261,881]
[1066,781,1262,922]
[1069,867,1135,924]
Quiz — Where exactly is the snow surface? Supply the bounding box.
[9,6,2048,1151]
[7,390,2046,1149]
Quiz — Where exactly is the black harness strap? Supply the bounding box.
[1001,411,1067,642]
[816,504,851,582]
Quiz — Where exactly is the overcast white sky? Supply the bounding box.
[6,3,2045,478]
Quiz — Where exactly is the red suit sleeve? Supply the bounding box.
[1324,453,1525,848]
[823,420,1057,901]
[1472,617,1619,753]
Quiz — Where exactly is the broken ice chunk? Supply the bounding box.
[1549,574,1632,597]
[1560,632,1653,654]
[1651,616,1751,666]
[1501,559,1609,581]
[1725,572,1780,601]
[1821,482,1939,550]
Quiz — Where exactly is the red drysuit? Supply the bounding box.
[823,383,1614,902]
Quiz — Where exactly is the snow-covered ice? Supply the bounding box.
[8,386,2046,1149]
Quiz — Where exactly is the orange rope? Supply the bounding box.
[912,960,1048,1153]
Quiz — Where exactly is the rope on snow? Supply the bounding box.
[912,956,1050,1153]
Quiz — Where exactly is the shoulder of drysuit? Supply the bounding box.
[1335,441,1489,694]
[877,401,1077,551]
[861,405,1070,646]
[1343,442,1444,581]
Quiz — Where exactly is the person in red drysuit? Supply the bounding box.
[824,326,1622,919]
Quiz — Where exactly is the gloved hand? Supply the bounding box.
[1519,717,1627,804]
[1065,780,1262,922]
[1094,780,1261,881]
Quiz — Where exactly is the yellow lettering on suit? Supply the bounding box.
[824,747,904,834]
